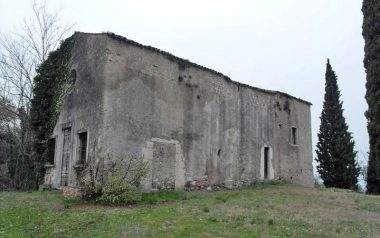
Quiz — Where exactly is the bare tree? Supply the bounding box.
[0,0,74,189]
[358,151,368,184]
[0,37,34,112]
[1,0,74,109]
[20,1,74,64]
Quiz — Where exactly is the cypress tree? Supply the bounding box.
[362,0,380,194]
[315,59,360,190]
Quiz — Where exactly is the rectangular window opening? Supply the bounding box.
[291,127,298,145]
[264,147,269,179]
[47,138,56,164]
[78,132,88,163]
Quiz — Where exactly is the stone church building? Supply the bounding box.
[43,32,313,191]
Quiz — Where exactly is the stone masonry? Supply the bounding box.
[42,32,314,192]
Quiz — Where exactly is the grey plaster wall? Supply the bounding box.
[48,33,108,188]
[45,32,313,190]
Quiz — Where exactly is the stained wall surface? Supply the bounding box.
[45,32,313,190]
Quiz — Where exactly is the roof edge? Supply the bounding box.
[74,31,312,106]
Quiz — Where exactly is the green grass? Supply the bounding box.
[0,184,380,237]
[141,191,189,204]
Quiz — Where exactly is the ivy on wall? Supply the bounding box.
[30,35,75,178]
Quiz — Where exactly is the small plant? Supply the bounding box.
[268,219,274,225]
[202,206,210,213]
[215,195,228,203]
[63,197,79,209]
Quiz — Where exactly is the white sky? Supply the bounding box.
[0,0,368,169]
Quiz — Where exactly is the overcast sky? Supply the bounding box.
[0,0,368,170]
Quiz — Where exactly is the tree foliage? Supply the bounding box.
[362,0,380,194]
[315,59,360,190]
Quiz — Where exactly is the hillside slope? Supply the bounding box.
[0,184,379,237]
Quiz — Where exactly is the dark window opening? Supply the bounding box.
[217,149,221,157]
[291,127,298,145]
[78,132,87,163]
[264,147,269,179]
[70,69,76,83]
[47,138,56,164]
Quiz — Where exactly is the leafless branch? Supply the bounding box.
[0,0,74,112]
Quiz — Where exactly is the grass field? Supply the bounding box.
[0,183,379,237]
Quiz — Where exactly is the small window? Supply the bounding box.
[291,127,298,145]
[78,132,87,163]
[70,69,77,84]
[47,138,56,164]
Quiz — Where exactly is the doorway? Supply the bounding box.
[264,147,269,179]
[260,146,273,180]
[61,128,71,186]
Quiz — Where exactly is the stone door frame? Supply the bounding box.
[142,138,185,192]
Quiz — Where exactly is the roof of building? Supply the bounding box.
[75,31,312,105]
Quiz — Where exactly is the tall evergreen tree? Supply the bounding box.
[362,0,380,194]
[315,59,360,190]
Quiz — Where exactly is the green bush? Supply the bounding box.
[80,154,148,205]
[96,180,141,205]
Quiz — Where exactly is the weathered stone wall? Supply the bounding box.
[100,33,313,189]
[45,32,313,190]
[273,95,313,187]
[47,33,108,188]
